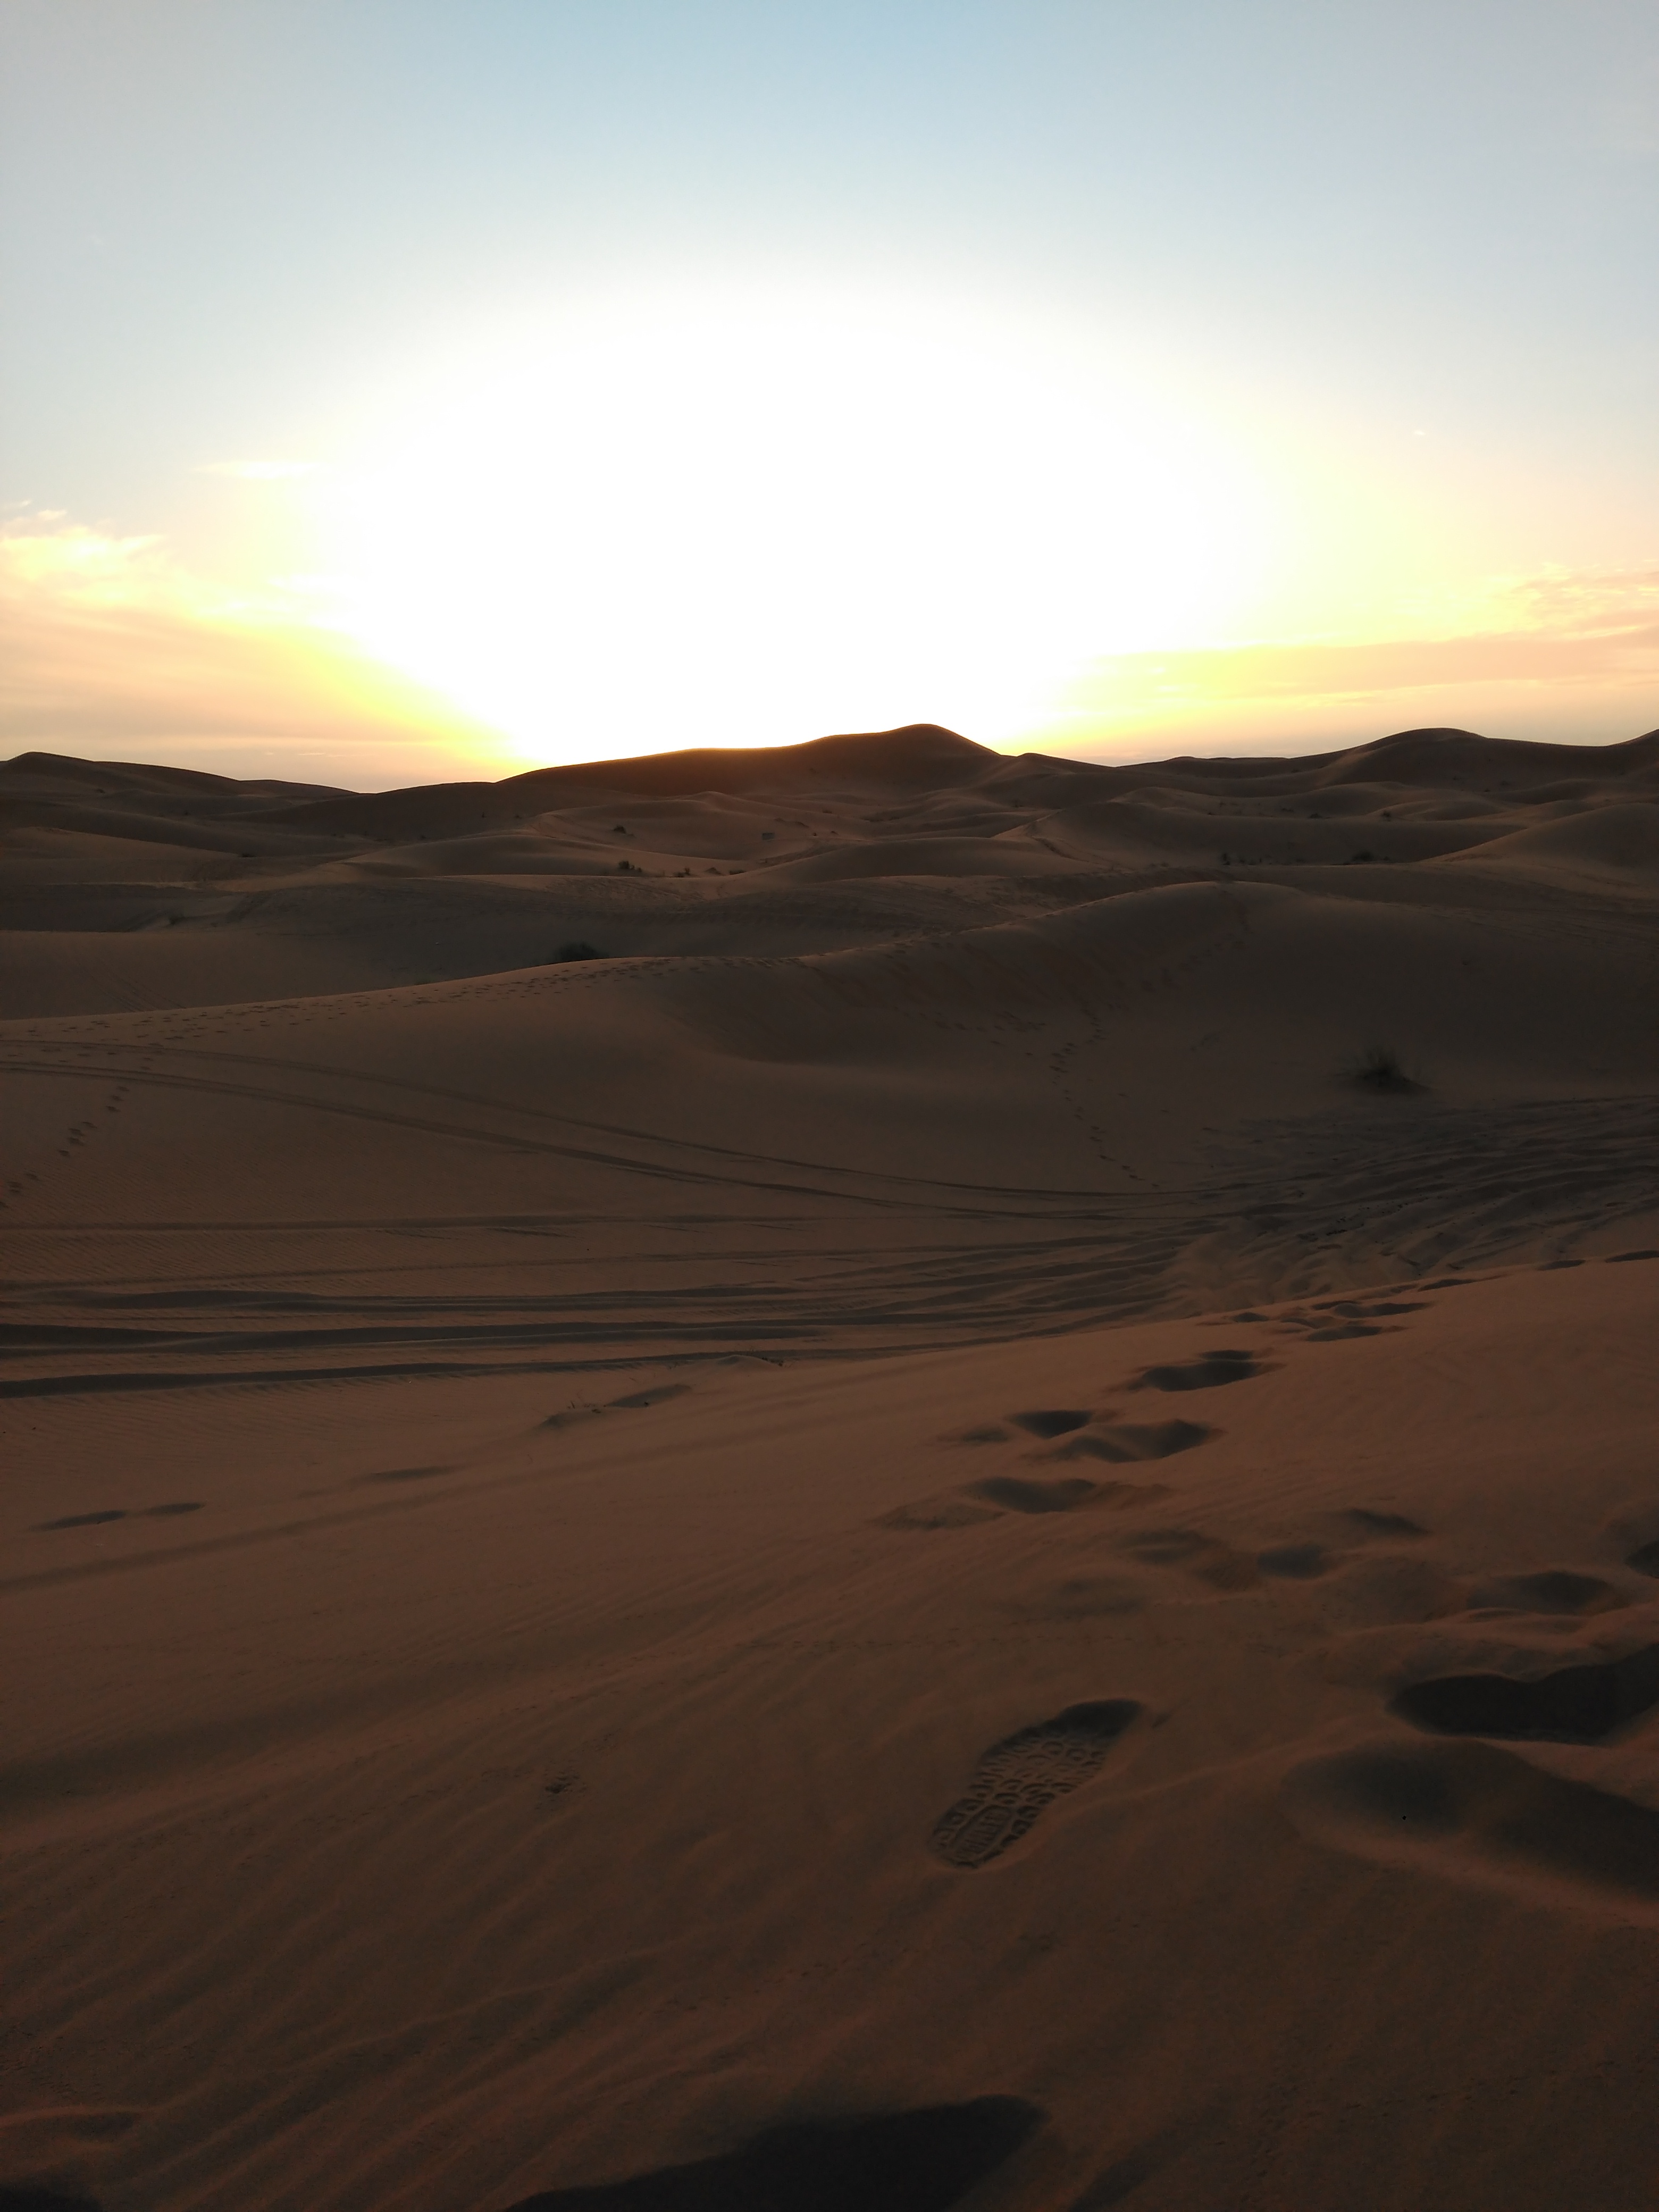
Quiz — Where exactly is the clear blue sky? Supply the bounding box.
[4,0,1656,782]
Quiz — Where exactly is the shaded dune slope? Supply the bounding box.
[5,722,1659,2212]
[3,722,1657,1020]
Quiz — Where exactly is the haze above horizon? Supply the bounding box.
[3,0,1656,789]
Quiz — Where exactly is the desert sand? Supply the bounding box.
[4,720,1659,2211]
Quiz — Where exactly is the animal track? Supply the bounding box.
[1389,1645,1659,1744]
[931,1702,1141,1868]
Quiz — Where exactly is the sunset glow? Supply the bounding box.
[3,3,1654,782]
[311,298,1271,764]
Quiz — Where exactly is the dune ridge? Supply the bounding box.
[4,721,1659,2211]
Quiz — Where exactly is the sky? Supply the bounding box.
[3,0,1657,789]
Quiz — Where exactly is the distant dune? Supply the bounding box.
[4,722,1659,2212]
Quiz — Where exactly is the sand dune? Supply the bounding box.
[5,723,1659,2211]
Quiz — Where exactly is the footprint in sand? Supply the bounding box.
[942,1413,1214,1465]
[1338,1507,1429,1540]
[1004,1571,1150,1621]
[962,1475,1159,1517]
[1604,1502,1659,1579]
[0,2105,144,2212]
[1305,1510,1450,1623]
[1130,1348,1266,1393]
[501,2097,1044,2211]
[1116,1526,1260,1592]
[1302,1296,1428,1342]
[1281,1737,1659,1918]
[1389,1645,1659,1744]
[1009,1409,1092,1438]
[1046,1420,1213,1465]
[881,1477,1170,1531]
[1257,1540,1333,1579]
[904,1407,1214,1526]
[1314,1297,1428,1319]
[931,1702,1143,1869]
[1318,1557,1465,1629]
[1468,1570,1628,1618]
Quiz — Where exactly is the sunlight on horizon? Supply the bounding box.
[309,297,1276,765]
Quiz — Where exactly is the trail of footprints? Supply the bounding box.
[903,1297,1659,1884]
[1287,1511,1659,1912]
[882,1343,1269,1535]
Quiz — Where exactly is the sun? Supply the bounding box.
[313,292,1270,765]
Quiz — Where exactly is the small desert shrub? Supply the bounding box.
[1349,1045,1424,1094]
[555,941,605,962]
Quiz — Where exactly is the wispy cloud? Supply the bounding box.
[0,517,507,789]
[1032,563,1659,758]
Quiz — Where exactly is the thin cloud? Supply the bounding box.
[0,517,506,788]
[1035,562,1659,758]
